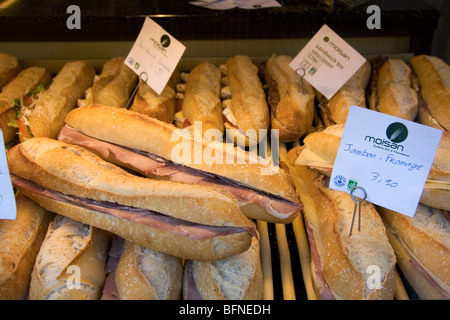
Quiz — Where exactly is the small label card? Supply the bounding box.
[125,17,186,95]
[289,24,366,99]
[0,130,16,220]
[330,106,443,217]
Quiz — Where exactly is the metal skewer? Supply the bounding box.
[349,186,367,236]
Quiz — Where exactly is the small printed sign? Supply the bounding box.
[0,130,16,220]
[330,106,443,217]
[289,24,366,100]
[125,17,186,95]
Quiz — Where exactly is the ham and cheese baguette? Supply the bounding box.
[288,163,396,300]
[59,104,301,224]
[221,55,269,146]
[0,52,20,90]
[8,137,256,261]
[411,55,450,131]
[78,56,137,108]
[176,61,224,137]
[0,193,54,300]
[0,66,51,144]
[183,237,263,300]
[112,239,183,300]
[293,124,450,211]
[263,54,315,142]
[130,70,179,123]
[29,215,111,300]
[369,56,418,121]
[17,60,95,142]
[317,61,371,126]
[379,205,449,300]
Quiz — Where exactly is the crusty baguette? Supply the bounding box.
[130,69,179,123]
[78,56,137,108]
[62,104,301,224]
[22,60,95,141]
[183,237,263,300]
[411,54,450,131]
[319,61,371,126]
[0,66,51,144]
[222,55,269,146]
[29,215,111,300]
[7,137,256,261]
[264,54,315,141]
[369,58,418,121]
[294,164,396,300]
[0,52,20,90]
[180,61,224,136]
[379,205,450,299]
[115,240,183,300]
[0,193,54,300]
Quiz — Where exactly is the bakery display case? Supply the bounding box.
[0,0,448,302]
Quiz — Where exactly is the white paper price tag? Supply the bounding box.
[330,106,442,217]
[0,130,16,220]
[125,17,186,95]
[289,24,366,99]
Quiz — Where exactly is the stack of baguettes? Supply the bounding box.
[1,52,448,300]
[287,54,449,300]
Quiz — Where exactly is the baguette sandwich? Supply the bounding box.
[293,124,449,211]
[175,61,224,137]
[411,54,449,131]
[369,56,418,121]
[28,215,111,300]
[102,236,183,300]
[58,104,301,224]
[317,61,371,126]
[7,137,257,261]
[221,55,270,146]
[285,158,396,299]
[14,60,95,141]
[0,193,54,300]
[0,52,20,90]
[129,69,179,123]
[379,204,449,300]
[1,66,51,144]
[183,237,263,300]
[78,56,137,108]
[263,54,315,141]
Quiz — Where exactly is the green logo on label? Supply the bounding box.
[386,122,408,143]
[347,179,358,190]
[160,35,171,48]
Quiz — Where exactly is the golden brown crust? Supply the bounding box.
[0,66,51,144]
[26,61,95,140]
[29,216,111,300]
[64,104,299,204]
[265,54,315,142]
[411,55,450,131]
[0,193,54,300]
[115,241,183,300]
[181,61,224,134]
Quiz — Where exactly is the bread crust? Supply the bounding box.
[183,237,263,300]
[29,216,111,300]
[181,61,224,134]
[0,52,20,90]
[0,193,54,300]
[379,205,449,295]
[115,241,183,300]
[265,54,315,141]
[411,55,450,131]
[224,55,269,145]
[0,66,51,144]
[64,105,299,204]
[26,60,95,140]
